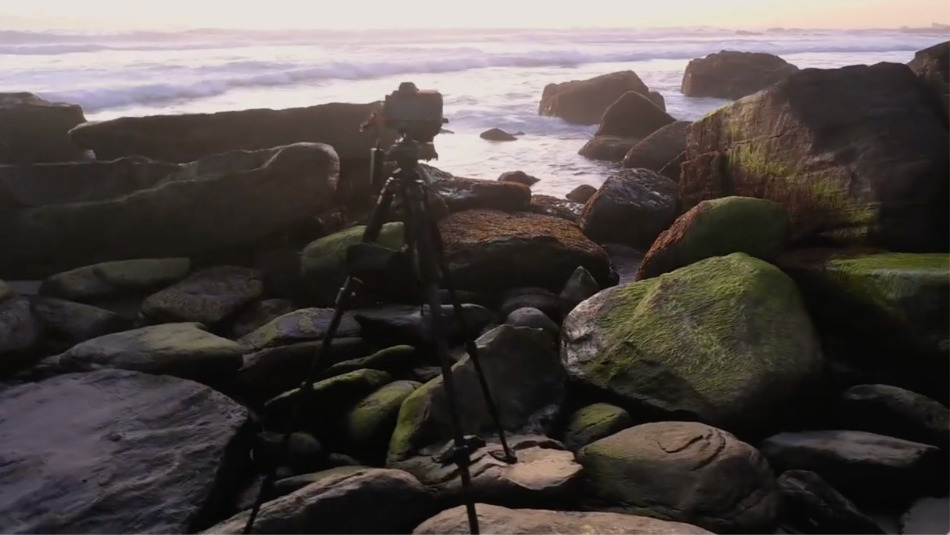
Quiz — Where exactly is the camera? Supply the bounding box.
[381,82,447,142]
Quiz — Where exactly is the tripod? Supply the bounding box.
[243,134,517,535]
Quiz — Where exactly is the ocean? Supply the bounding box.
[2,26,946,197]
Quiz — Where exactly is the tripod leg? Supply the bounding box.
[422,190,518,464]
[242,182,398,534]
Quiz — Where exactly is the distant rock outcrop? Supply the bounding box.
[681,50,799,99]
[0,92,90,164]
[539,71,652,125]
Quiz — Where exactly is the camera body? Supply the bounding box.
[381,82,446,142]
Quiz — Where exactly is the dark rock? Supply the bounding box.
[497,170,539,186]
[388,325,564,462]
[566,184,597,203]
[636,196,789,280]
[562,403,632,452]
[410,366,442,383]
[322,345,419,380]
[907,41,949,119]
[681,50,799,99]
[621,120,691,180]
[344,380,421,464]
[428,172,531,213]
[414,503,712,534]
[141,266,263,328]
[900,496,950,535]
[578,135,640,162]
[604,243,644,285]
[539,71,653,125]
[439,209,616,294]
[480,128,518,141]
[272,465,367,497]
[203,468,435,534]
[595,91,675,139]
[353,304,495,347]
[777,469,886,534]
[759,430,947,506]
[230,299,296,339]
[0,92,88,164]
[505,308,559,337]
[835,384,949,451]
[29,296,129,351]
[325,453,363,468]
[238,308,361,351]
[527,194,584,222]
[499,287,561,322]
[254,432,326,474]
[648,90,666,111]
[578,421,780,533]
[562,253,824,434]
[0,292,43,375]
[558,266,600,315]
[680,62,949,251]
[0,369,249,533]
[579,168,678,249]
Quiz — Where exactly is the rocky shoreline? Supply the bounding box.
[0,43,948,534]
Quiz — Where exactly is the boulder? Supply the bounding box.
[414,504,713,535]
[562,253,824,433]
[648,90,666,111]
[621,120,690,180]
[558,265,600,315]
[900,496,950,535]
[438,209,615,293]
[760,430,947,506]
[680,62,949,251]
[566,184,597,203]
[497,170,539,186]
[238,308,361,351]
[0,143,340,279]
[777,470,886,534]
[681,50,799,99]
[480,128,517,141]
[322,345,419,379]
[388,325,564,462]
[254,431,326,475]
[578,169,679,249]
[203,468,435,534]
[353,303,495,347]
[578,135,641,162]
[834,384,949,451]
[141,266,263,328]
[36,322,244,383]
[499,287,561,322]
[562,403,632,452]
[527,194,583,222]
[0,92,89,164]
[0,292,43,374]
[505,308,559,337]
[344,380,421,464]
[230,298,296,339]
[907,41,949,119]
[578,422,780,533]
[29,296,129,351]
[636,196,789,280]
[39,257,191,310]
[539,71,653,125]
[595,91,676,139]
[428,173,531,213]
[68,101,390,163]
[0,369,248,533]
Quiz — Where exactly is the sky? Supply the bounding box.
[2,0,949,31]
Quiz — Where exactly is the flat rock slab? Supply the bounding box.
[141,266,263,326]
[0,369,249,533]
[239,308,361,351]
[414,503,713,534]
[39,258,192,302]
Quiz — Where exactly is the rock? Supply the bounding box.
[0,369,249,533]
[636,196,789,280]
[388,325,564,462]
[254,431,326,474]
[230,299,296,339]
[141,266,263,328]
[428,173,531,213]
[497,170,539,186]
[344,380,421,464]
[558,265,600,315]
[414,503,713,535]
[680,63,949,251]
[392,436,582,508]
[505,308,559,337]
[480,128,517,141]
[562,253,824,433]
[777,250,949,400]
[604,244,644,285]
[499,287,561,322]
[540,71,653,125]
[203,467,435,534]
[759,430,947,506]
[29,296,129,351]
[900,496,950,535]
[527,194,584,222]
[562,403,632,452]
[271,465,366,498]
[907,41,949,119]
[835,384,949,451]
[353,303,496,347]
[648,90,666,111]
[681,50,799,99]
[596,91,676,139]
[263,369,392,437]
[69,101,390,163]
[578,169,678,249]
[566,184,597,203]
[300,223,405,305]
[621,120,691,180]
[578,135,641,162]
[239,308,361,351]
[1,143,340,279]
[0,293,43,374]
[438,209,615,294]
[38,322,244,383]
[39,258,191,312]
[322,345,419,379]
[0,92,88,164]
[578,421,780,533]
[777,469,886,534]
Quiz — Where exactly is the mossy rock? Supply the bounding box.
[322,345,418,379]
[238,307,361,351]
[637,196,789,280]
[38,258,191,302]
[140,266,263,327]
[562,253,823,433]
[563,403,633,451]
[0,280,12,302]
[344,380,421,464]
[300,223,404,304]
